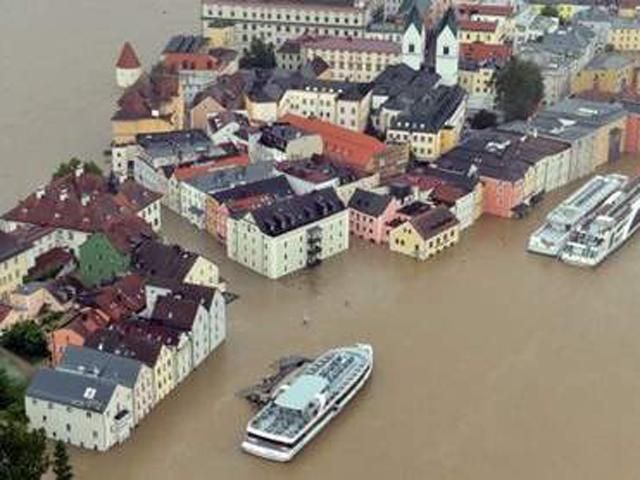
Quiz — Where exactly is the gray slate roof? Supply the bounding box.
[348,188,393,217]
[27,368,117,413]
[58,345,144,389]
[251,188,345,237]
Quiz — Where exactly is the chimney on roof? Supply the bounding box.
[59,189,69,202]
[81,193,91,207]
[75,164,84,178]
[35,186,46,200]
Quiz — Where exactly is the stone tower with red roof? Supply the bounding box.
[116,42,142,88]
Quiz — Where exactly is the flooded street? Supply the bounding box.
[4,1,640,479]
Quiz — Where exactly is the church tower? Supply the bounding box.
[435,8,459,86]
[402,6,426,71]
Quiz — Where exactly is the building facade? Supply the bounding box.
[227,188,349,278]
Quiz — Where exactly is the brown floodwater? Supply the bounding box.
[4,1,640,479]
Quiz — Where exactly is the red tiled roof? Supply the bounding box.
[90,274,146,322]
[433,183,466,205]
[63,308,110,340]
[457,3,513,17]
[460,43,512,63]
[620,0,640,9]
[116,42,141,69]
[174,154,250,181]
[304,36,401,54]
[279,114,385,170]
[458,19,498,32]
[27,248,75,280]
[2,172,157,236]
[113,68,179,121]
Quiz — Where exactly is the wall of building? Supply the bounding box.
[389,221,460,260]
[26,385,133,452]
[227,209,349,278]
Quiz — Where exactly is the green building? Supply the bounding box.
[78,233,130,286]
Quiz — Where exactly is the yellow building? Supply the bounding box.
[608,19,640,51]
[385,91,466,161]
[245,79,372,132]
[457,19,505,45]
[112,71,185,145]
[459,63,497,110]
[0,232,31,298]
[183,256,221,290]
[203,19,235,48]
[301,37,403,83]
[530,1,590,21]
[571,53,635,94]
[389,207,460,261]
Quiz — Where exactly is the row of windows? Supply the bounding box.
[208,7,362,26]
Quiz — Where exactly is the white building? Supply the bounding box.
[26,368,134,451]
[57,346,155,425]
[227,188,349,278]
[115,42,142,89]
[201,0,386,50]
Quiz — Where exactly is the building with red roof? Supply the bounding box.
[50,308,110,365]
[1,168,161,254]
[280,114,409,178]
[460,42,512,63]
[116,42,143,89]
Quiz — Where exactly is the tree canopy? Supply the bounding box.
[470,109,498,130]
[0,421,49,480]
[540,4,559,17]
[53,441,74,480]
[495,57,545,122]
[53,157,102,179]
[239,38,276,69]
[1,321,49,361]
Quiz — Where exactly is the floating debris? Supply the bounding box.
[238,355,312,408]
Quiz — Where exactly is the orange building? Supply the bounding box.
[50,308,109,365]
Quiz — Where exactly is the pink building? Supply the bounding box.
[348,189,400,244]
[480,176,525,218]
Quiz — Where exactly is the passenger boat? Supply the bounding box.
[560,176,640,267]
[241,343,373,462]
[528,174,628,256]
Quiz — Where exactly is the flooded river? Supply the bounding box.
[4,1,640,479]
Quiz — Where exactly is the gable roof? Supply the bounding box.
[58,345,144,389]
[27,368,117,413]
[0,231,30,263]
[132,240,199,281]
[150,296,200,331]
[410,206,459,240]
[348,188,394,217]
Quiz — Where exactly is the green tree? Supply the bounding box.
[53,157,102,179]
[470,109,498,129]
[540,4,559,17]
[0,421,49,480]
[52,441,74,480]
[0,321,49,361]
[495,57,544,121]
[0,367,23,411]
[239,38,276,69]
